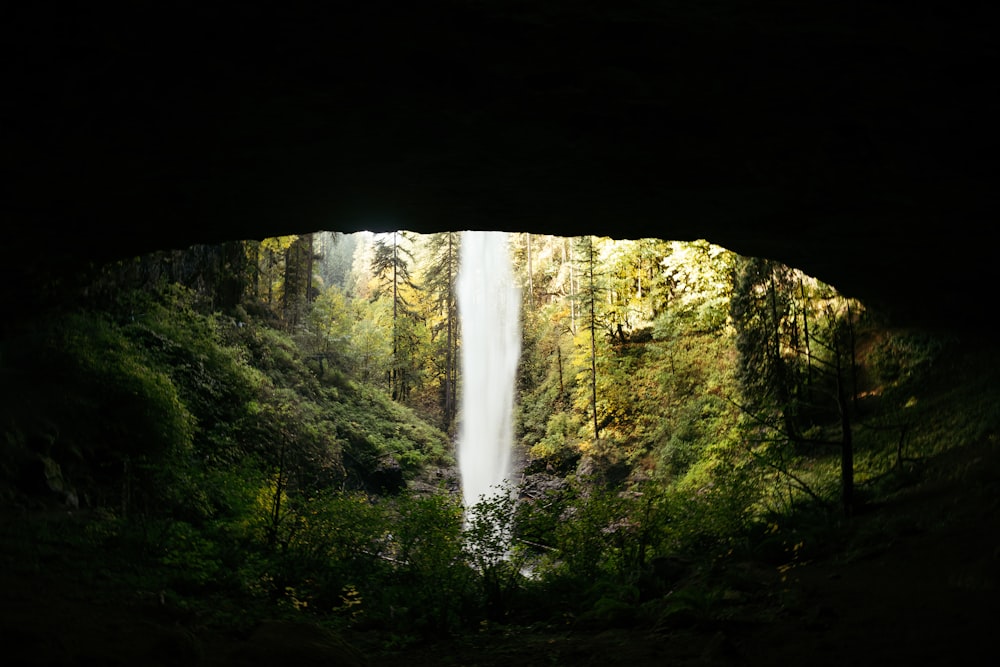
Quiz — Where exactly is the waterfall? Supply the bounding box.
[456,230,521,513]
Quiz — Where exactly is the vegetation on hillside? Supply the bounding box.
[1,231,997,663]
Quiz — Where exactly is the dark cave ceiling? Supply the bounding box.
[3,1,998,331]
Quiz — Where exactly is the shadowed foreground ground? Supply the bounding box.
[365,439,999,666]
[2,433,996,667]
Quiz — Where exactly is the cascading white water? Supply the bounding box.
[456,230,521,513]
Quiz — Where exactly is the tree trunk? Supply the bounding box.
[304,232,314,303]
[569,239,577,334]
[588,238,600,440]
[557,345,564,403]
[835,328,855,517]
[444,233,456,429]
[800,278,812,385]
[392,232,399,400]
[526,233,534,311]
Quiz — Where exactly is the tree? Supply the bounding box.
[370,231,422,401]
[255,235,299,317]
[305,285,352,371]
[730,256,862,515]
[315,231,357,291]
[349,306,392,383]
[602,238,641,343]
[420,232,461,430]
[574,235,603,441]
[281,233,317,329]
[730,256,798,435]
[525,233,534,311]
[805,300,861,516]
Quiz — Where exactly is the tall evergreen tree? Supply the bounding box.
[525,233,534,312]
[281,233,317,329]
[315,231,350,290]
[730,256,861,515]
[574,235,603,440]
[422,232,461,430]
[254,235,300,318]
[371,231,420,401]
[730,256,797,434]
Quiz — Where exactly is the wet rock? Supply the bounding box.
[369,456,405,494]
[520,472,567,499]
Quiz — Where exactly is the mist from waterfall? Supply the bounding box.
[456,230,521,513]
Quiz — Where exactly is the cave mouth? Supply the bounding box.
[3,1,997,335]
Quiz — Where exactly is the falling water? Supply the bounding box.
[456,230,521,513]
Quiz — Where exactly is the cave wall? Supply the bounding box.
[3,2,997,331]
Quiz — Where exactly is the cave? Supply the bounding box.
[3,4,999,665]
[4,1,997,335]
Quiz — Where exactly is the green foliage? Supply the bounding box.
[304,286,352,357]
[124,285,263,464]
[368,231,427,403]
[158,520,225,590]
[250,490,392,615]
[516,238,743,485]
[416,231,461,429]
[869,329,946,386]
[347,299,392,383]
[542,487,632,580]
[530,412,584,466]
[655,239,735,333]
[0,308,196,512]
[667,438,761,556]
[729,256,796,416]
[463,485,533,620]
[5,231,988,653]
[384,493,472,633]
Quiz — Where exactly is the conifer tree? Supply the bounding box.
[730,256,797,434]
[574,235,603,440]
[255,235,300,321]
[421,232,461,430]
[282,233,316,328]
[730,255,861,515]
[371,231,420,401]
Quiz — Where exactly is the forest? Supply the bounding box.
[1,231,997,666]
